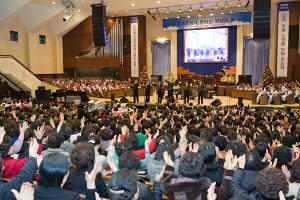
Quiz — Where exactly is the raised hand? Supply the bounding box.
[85,162,102,189]
[281,165,291,181]
[237,154,246,169]
[179,125,188,138]
[19,121,29,136]
[80,117,85,129]
[155,166,166,182]
[0,127,6,145]
[268,158,278,169]
[29,139,39,158]
[34,126,45,140]
[163,151,174,167]
[262,149,272,163]
[279,191,286,200]
[224,150,238,170]
[207,182,217,200]
[11,182,34,200]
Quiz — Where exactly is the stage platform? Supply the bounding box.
[90,95,300,110]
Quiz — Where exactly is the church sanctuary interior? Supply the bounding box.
[1,0,300,199]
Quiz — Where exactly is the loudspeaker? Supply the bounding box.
[35,89,51,101]
[91,4,108,47]
[253,0,271,39]
[210,99,222,107]
[120,96,129,103]
[238,75,252,84]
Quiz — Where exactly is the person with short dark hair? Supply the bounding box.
[287,159,300,197]
[42,132,69,158]
[107,168,162,200]
[119,151,141,170]
[35,152,98,200]
[231,150,264,197]
[65,142,109,198]
[255,168,290,200]
[272,145,292,168]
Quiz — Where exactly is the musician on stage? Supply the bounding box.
[157,81,164,104]
[167,82,175,103]
[144,81,151,103]
[184,82,191,104]
[131,80,139,103]
[198,81,206,105]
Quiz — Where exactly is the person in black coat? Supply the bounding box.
[65,142,109,198]
[198,81,206,105]
[144,81,151,103]
[184,82,191,104]
[34,153,97,200]
[167,82,175,103]
[132,80,139,103]
[157,81,164,104]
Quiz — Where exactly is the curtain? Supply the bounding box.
[243,38,270,84]
[152,41,171,78]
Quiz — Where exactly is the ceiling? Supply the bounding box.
[0,0,297,36]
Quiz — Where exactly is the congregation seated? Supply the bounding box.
[2,99,300,200]
[237,81,300,105]
[52,78,131,97]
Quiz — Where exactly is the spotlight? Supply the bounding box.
[230,8,233,13]
[177,14,180,18]
[178,6,181,13]
[63,14,71,21]
[224,1,229,8]
[237,1,241,7]
[221,9,225,15]
[188,5,193,12]
[199,4,203,11]
[187,15,190,18]
[214,3,218,9]
[210,12,214,16]
[198,14,202,17]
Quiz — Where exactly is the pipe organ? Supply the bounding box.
[81,18,124,66]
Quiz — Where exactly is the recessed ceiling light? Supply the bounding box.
[187,15,190,18]
[221,11,224,15]
[125,10,129,13]
[210,12,214,16]
[198,14,202,17]
[78,9,81,12]
[177,14,180,19]
[131,2,135,7]
[157,0,160,4]
[52,1,56,5]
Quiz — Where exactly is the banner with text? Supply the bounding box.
[277,2,290,77]
[162,12,252,30]
[131,17,139,77]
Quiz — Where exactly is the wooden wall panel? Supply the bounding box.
[62,15,147,80]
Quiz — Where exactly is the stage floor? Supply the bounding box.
[90,94,300,110]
